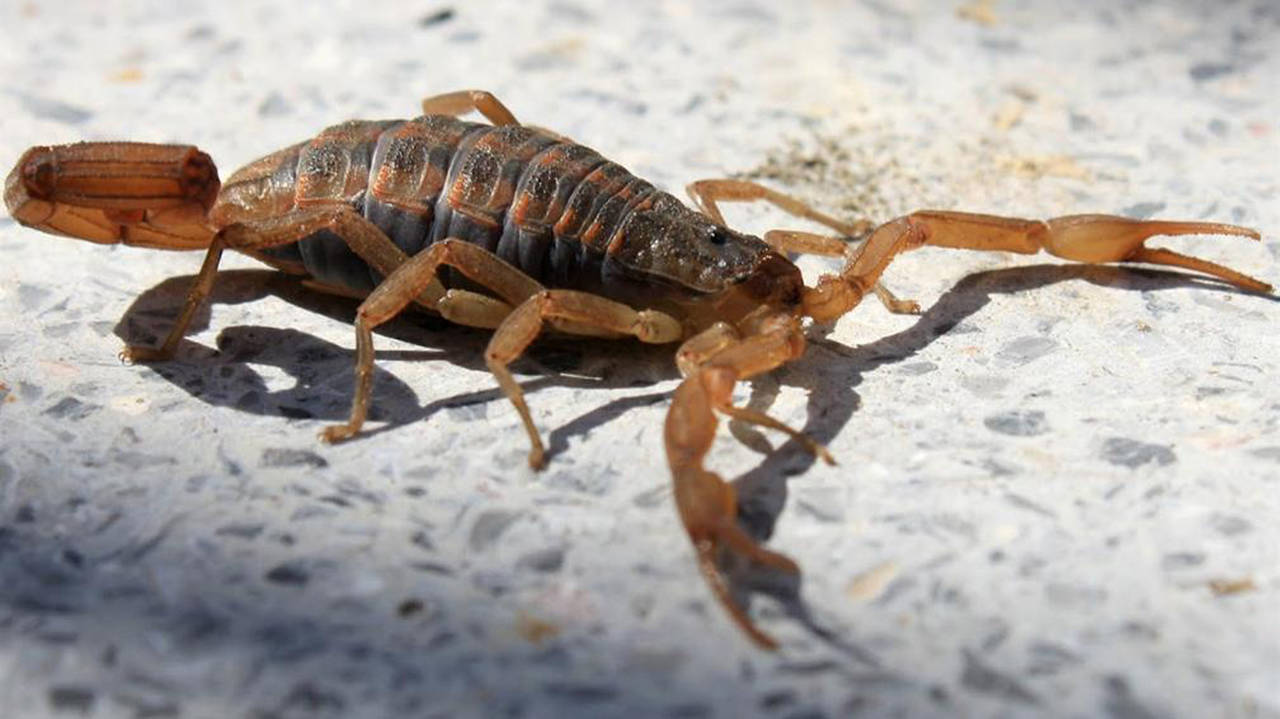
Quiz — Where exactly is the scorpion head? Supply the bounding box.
[610,193,803,324]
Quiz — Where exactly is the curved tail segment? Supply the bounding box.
[5,142,219,250]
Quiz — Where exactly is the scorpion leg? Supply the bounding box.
[687,179,868,236]
[320,239,544,444]
[687,178,918,313]
[420,89,519,126]
[665,315,815,649]
[485,290,683,468]
[122,205,437,362]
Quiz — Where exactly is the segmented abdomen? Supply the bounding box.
[212,115,661,296]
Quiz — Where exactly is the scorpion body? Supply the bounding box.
[216,115,778,324]
[5,90,1270,649]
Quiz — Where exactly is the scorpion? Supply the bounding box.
[5,90,1271,648]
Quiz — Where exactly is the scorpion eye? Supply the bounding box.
[707,227,730,246]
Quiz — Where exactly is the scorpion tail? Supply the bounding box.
[5,142,219,250]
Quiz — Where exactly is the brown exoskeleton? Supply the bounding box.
[5,90,1271,648]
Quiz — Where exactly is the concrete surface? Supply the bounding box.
[0,1,1277,717]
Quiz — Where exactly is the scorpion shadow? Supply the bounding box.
[112,269,679,436]
[112,263,1267,658]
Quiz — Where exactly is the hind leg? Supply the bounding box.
[121,205,444,363]
[420,89,519,126]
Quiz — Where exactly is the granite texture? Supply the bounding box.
[0,1,1277,717]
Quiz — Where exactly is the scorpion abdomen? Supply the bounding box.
[213,115,667,298]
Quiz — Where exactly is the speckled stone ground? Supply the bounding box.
[1,1,1277,718]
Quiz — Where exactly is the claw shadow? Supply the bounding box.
[111,263,1266,661]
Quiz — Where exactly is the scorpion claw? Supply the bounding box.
[1041,215,1271,293]
[673,464,798,649]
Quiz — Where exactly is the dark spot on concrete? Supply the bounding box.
[15,504,35,522]
[15,594,78,614]
[1209,514,1252,536]
[1103,675,1161,719]
[984,410,1048,437]
[1070,112,1096,131]
[1101,438,1175,468]
[278,682,346,715]
[1045,582,1107,607]
[215,522,264,539]
[410,530,434,551]
[16,93,93,124]
[1026,641,1081,676]
[667,704,713,718]
[411,561,453,575]
[1189,62,1234,81]
[186,23,216,40]
[1208,118,1229,137]
[517,545,565,573]
[1120,202,1166,220]
[1120,621,1159,640]
[961,374,1009,397]
[1004,493,1056,517]
[1196,386,1229,399]
[43,397,100,421]
[48,686,95,713]
[996,337,1058,365]
[109,450,177,470]
[960,650,1038,704]
[1161,552,1204,570]
[468,509,521,552]
[980,37,1022,53]
[398,598,424,617]
[897,361,938,376]
[567,89,648,116]
[759,689,795,709]
[290,505,337,522]
[62,548,84,568]
[1249,446,1280,462]
[18,283,52,310]
[418,7,455,26]
[265,562,310,586]
[258,91,292,118]
[543,681,618,703]
[260,448,329,469]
